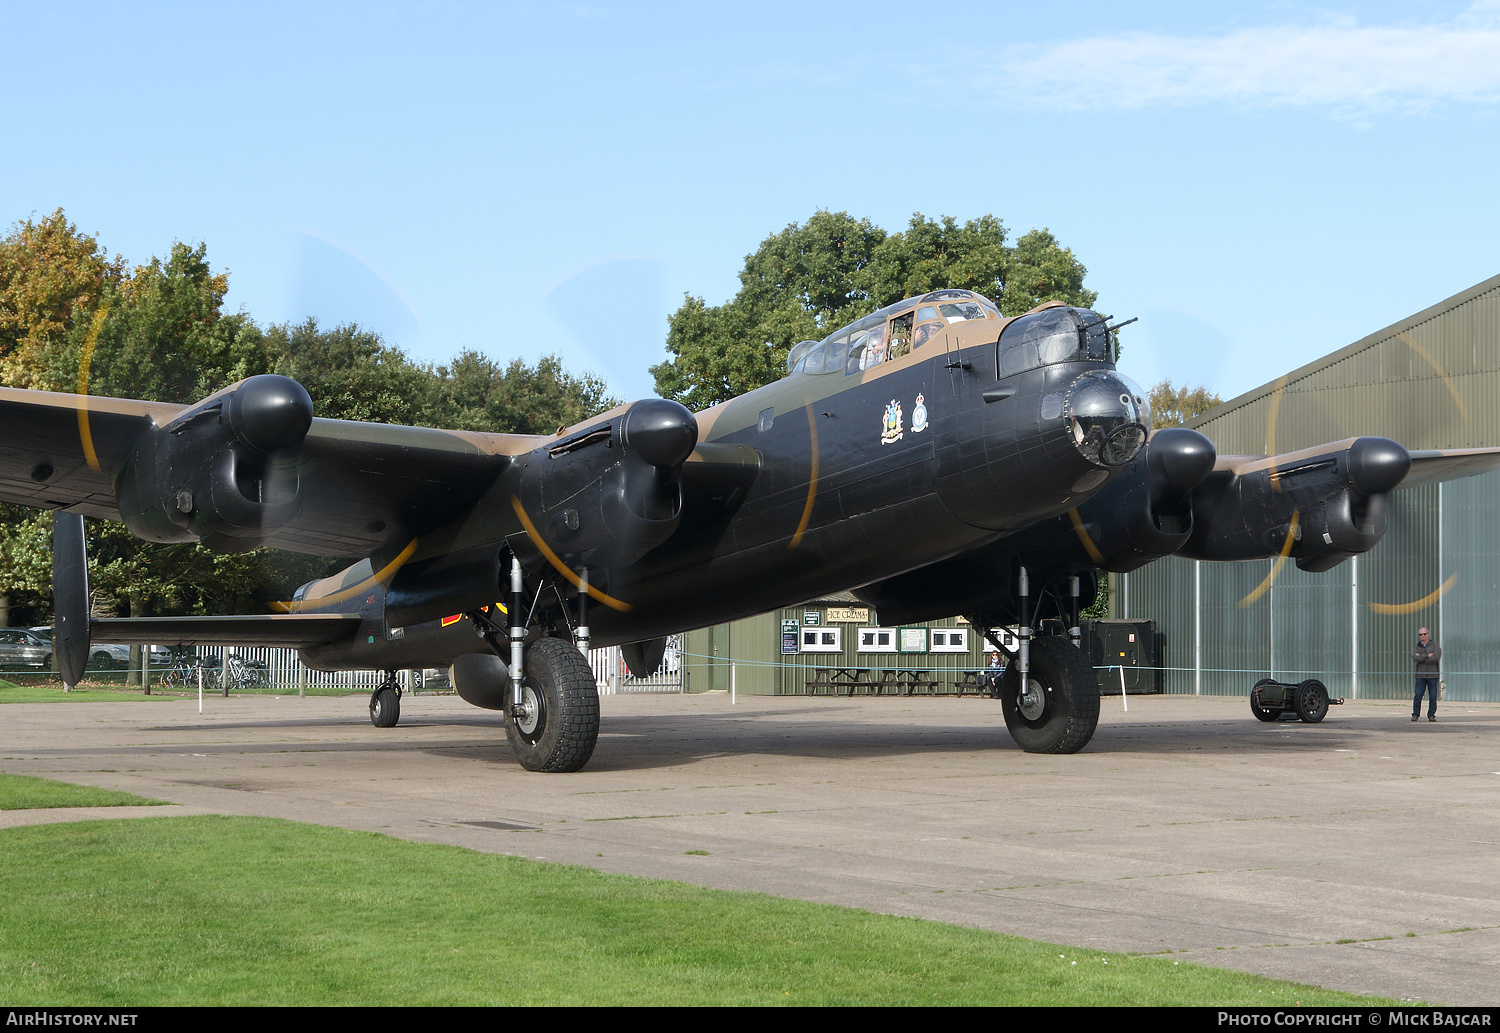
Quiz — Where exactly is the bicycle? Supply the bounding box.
[160,652,210,689]
[214,654,269,693]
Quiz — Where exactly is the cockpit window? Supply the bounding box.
[913,320,943,349]
[997,306,1117,377]
[939,301,986,324]
[786,340,817,374]
[798,341,831,374]
[791,289,1003,380]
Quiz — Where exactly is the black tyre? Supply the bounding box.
[370,686,400,728]
[1250,678,1283,722]
[506,637,600,772]
[1292,679,1329,723]
[998,636,1100,754]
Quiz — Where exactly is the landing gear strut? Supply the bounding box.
[369,670,401,728]
[505,637,600,772]
[472,556,601,772]
[976,566,1102,754]
[998,636,1100,753]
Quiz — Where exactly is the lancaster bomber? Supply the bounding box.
[4,287,1493,771]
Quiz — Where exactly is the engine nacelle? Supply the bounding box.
[512,398,698,570]
[1063,427,1217,573]
[853,428,1216,625]
[1181,436,1409,571]
[115,375,313,549]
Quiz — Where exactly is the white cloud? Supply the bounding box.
[985,6,1500,113]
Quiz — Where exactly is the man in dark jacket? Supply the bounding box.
[1413,627,1441,722]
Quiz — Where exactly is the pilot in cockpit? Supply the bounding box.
[888,313,914,359]
[860,325,887,370]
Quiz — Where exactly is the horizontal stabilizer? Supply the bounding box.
[1399,447,1500,489]
[93,613,362,648]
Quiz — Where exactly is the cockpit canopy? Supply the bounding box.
[784,288,1000,376]
[782,291,1120,381]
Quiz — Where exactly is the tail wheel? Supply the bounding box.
[999,636,1100,754]
[370,685,400,728]
[506,637,600,772]
[1292,679,1329,723]
[1250,678,1283,722]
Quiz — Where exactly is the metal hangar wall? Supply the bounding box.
[1117,272,1500,702]
[681,595,991,696]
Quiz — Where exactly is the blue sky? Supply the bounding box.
[4,1,1499,405]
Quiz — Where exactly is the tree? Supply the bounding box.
[652,210,1098,408]
[0,210,125,389]
[651,211,886,410]
[261,318,430,425]
[0,506,53,628]
[1149,379,1223,430]
[425,350,617,434]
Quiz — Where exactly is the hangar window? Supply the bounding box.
[800,627,843,652]
[929,628,969,652]
[857,627,896,653]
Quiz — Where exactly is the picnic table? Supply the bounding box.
[954,668,1005,697]
[804,667,939,696]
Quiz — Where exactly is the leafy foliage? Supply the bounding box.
[1149,379,1223,430]
[652,210,1098,409]
[427,350,616,434]
[0,209,125,389]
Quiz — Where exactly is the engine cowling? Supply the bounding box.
[1181,436,1410,571]
[853,428,1216,625]
[115,375,313,550]
[512,398,698,571]
[1062,427,1218,573]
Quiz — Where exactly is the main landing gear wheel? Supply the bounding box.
[369,679,401,728]
[1250,678,1283,722]
[999,636,1100,754]
[1292,679,1329,724]
[506,637,600,773]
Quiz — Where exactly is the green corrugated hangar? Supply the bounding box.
[1118,272,1500,702]
[682,595,998,695]
[686,273,1500,701]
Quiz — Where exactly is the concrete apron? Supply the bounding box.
[2,690,1496,1005]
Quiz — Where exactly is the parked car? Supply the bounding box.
[25,630,168,671]
[0,629,53,671]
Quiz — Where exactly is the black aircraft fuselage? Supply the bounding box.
[299,294,1147,673]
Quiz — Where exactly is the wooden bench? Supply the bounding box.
[955,668,1006,697]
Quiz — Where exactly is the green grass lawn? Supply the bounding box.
[0,677,360,700]
[0,681,183,703]
[0,814,1405,1007]
[0,773,168,810]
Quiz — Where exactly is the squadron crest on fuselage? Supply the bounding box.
[881,400,904,444]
